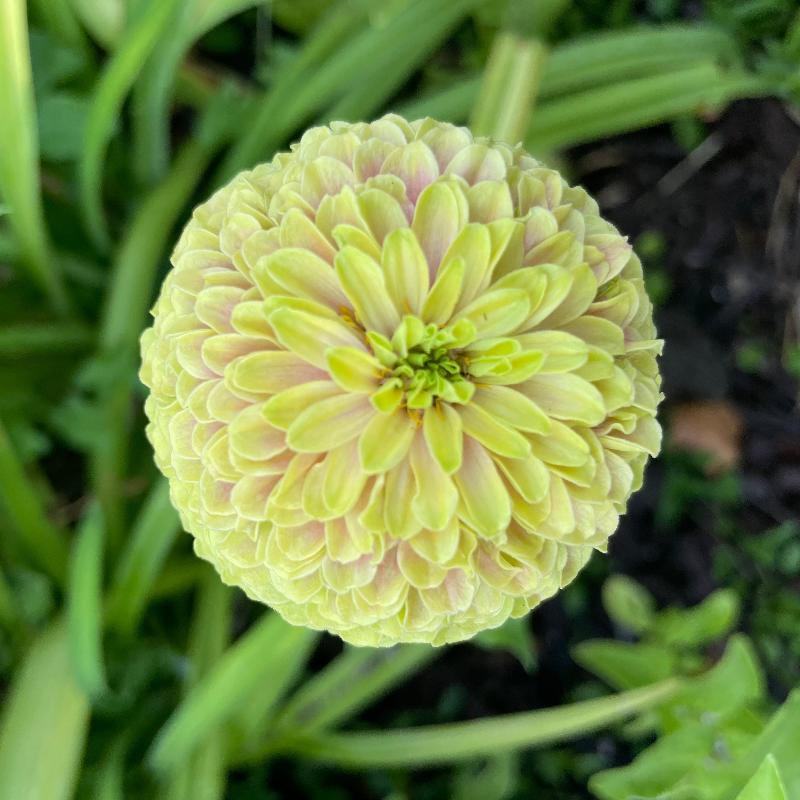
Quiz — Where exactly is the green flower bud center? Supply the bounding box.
[367,315,476,411]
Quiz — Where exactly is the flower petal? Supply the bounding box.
[455,437,511,537]
[335,246,400,335]
[287,394,372,452]
[359,410,416,474]
[412,180,467,274]
[269,306,365,369]
[262,247,349,310]
[423,403,463,474]
[381,228,429,315]
[326,347,384,393]
[409,431,458,530]
[458,404,531,459]
[472,385,551,434]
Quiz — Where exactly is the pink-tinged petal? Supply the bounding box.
[412,180,468,275]
[381,141,440,203]
[194,286,244,333]
[454,437,512,537]
[445,143,507,184]
[231,350,328,394]
[268,307,366,370]
[229,403,286,461]
[287,394,373,453]
[262,247,350,311]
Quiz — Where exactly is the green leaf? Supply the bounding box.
[735,756,788,800]
[663,636,763,724]
[163,573,232,800]
[0,322,93,358]
[572,641,676,690]
[67,503,107,699]
[473,617,537,672]
[149,612,317,774]
[589,724,718,800]
[719,690,800,800]
[38,92,89,162]
[286,679,682,768]
[602,575,656,635]
[526,65,773,153]
[105,479,181,636]
[652,589,740,649]
[0,414,68,584]
[0,0,69,312]
[237,644,438,763]
[78,0,183,249]
[0,621,90,800]
[452,753,519,800]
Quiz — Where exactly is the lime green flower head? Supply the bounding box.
[140,115,662,646]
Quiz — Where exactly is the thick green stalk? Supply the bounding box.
[0,621,90,800]
[470,32,547,143]
[0,416,68,584]
[105,479,182,636]
[287,679,682,768]
[0,0,69,314]
[79,0,183,250]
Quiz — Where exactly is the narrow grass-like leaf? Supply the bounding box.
[526,65,773,152]
[0,415,68,584]
[237,644,438,764]
[67,503,107,699]
[0,565,23,640]
[0,620,90,800]
[150,558,208,599]
[67,0,124,47]
[470,32,546,143]
[322,0,487,123]
[277,646,436,735]
[286,679,682,768]
[0,0,69,313]
[0,322,93,358]
[217,0,370,181]
[397,23,738,123]
[231,628,318,747]
[164,573,232,800]
[149,612,315,774]
[105,479,181,636]
[93,736,126,800]
[79,0,183,249]
[94,92,236,547]
[30,0,90,51]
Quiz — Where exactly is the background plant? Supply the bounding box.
[0,0,798,798]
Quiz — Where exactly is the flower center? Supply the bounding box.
[367,316,476,412]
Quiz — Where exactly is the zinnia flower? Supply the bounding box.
[140,115,662,646]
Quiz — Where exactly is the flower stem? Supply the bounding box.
[282,678,682,768]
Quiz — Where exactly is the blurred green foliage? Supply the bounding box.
[0,0,798,797]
